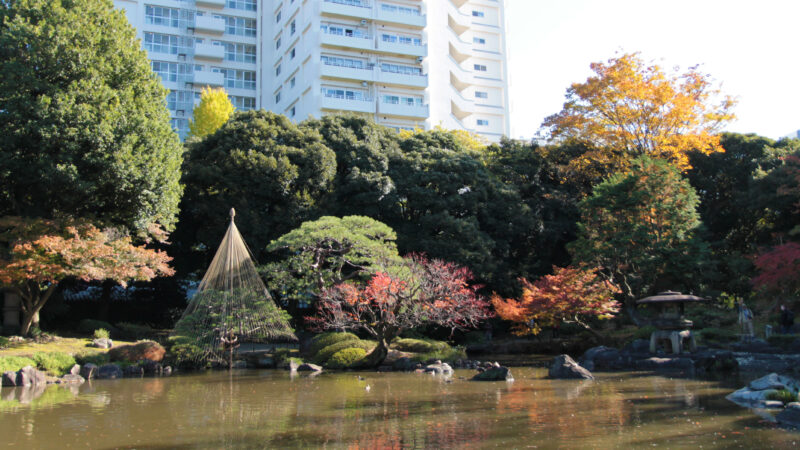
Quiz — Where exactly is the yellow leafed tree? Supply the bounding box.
[188,87,236,139]
[542,52,736,173]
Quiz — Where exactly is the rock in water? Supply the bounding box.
[97,364,123,380]
[549,354,594,380]
[472,366,514,381]
[297,363,323,372]
[60,374,85,384]
[777,402,800,428]
[423,363,453,375]
[749,373,800,392]
[2,371,19,387]
[80,363,98,380]
[69,364,81,376]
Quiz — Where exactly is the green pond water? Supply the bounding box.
[0,367,797,449]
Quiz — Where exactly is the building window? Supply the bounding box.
[144,32,180,54]
[322,87,368,101]
[166,90,194,110]
[290,20,296,35]
[225,16,257,37]
[382,33,421,46]
[380,63,422,76]
[472,10,485,17]
[226,0,257,11]
[290,77,296,88]
[322,55,368,69]
[275,91,281,104]
[230,96,256,110]
[275,64,281,76]
[224,43,256,63]
[151,61,190,82]
[474,64,487,72]
[290,106,296,117]
[475,91,489,99]
[477,119,489,126]
[275,10,281,23]
[145,6,180,28]
[321,24,369,39]
[383,95,422,106]
[218,68,256,90]
[473,37,486,45]
[290,48,296,59]
[275,37,281,49]
[381,4,420,16]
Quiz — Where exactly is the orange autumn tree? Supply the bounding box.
[492,266,621,337]
[542,52,736,176]
[0,217,174,335]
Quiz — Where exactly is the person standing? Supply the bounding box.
[779,304,795,334]
[738,300,754,339]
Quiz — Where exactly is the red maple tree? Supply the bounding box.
[752,242,800,295]
[0,216,174,335]
[492,266,621,337]
[310,254,492,366]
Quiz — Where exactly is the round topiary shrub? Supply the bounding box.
[109,340,166,362]
[391,338,450,353]
[313,339,375,365]
[308,332,359,356]
[327,348,367,369]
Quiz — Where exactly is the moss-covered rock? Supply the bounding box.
[308,332,360,356]
[109,341,166,362]
[313,339,376,365]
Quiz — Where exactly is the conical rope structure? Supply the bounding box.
[174,209,296,367]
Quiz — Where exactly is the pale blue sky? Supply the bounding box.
[506,0,800,140]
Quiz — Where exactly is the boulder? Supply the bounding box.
[20,366,46,386]
[92,338,113,349]
[777,402,800,428]
[69,364,81,376]
[391,357,417,372]
[80,363,98,380]
[97,364,123,380]
[726,386,776,406]
[297,363,322,372]
[231,361,247,370]
[749,373,800,392]
[124,365,144,377]
[2,371,18,387]
[139,360,163,375]
[109,341,165,363]
[549,355,594,380]
[580,346,621,371]
[423,363,453,376]
[60,374,85,384]
[162,366,173,376]
[472,366,514,381]
[287,359,299,372]
[693,351,738,375]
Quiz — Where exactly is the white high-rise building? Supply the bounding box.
[113,0,510,142]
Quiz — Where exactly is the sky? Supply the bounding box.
[505,0,800,140]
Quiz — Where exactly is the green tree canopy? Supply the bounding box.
[569,156,707,305]
[0,0,184,234]
[263,216,402,316]
[176,110,336,267]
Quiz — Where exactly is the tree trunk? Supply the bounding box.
[361,337,390,368]
[20,302,44,336]
[98,279,115,322]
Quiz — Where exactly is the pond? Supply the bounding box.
[0,367,797,448]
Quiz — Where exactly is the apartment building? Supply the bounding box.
[114,0,509,141]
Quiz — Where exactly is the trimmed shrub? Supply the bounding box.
[0,356,36,373]
[109,340,166,362]
[767,388,798,404]
[327,348,367,369]
[115,322,154,340]
[392,338,450,353]
[313,339,376,365]
[93,328,110,340]
[32,352,76,376]
[410,346,467,363]
[75,351,110,367]
[78,319,115,335]
[308,332,359,356]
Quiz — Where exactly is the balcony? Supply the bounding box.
[320,63,376,82]
[377,70,428,88]
[192,71,224,87]
[195,0,225,7]
[376,40,426,57]
[321,95,376,113]
[194,16,225,35]
[193,43,224,61]
[376,7,426,28]
[379,102,429,118]
[320,32,375,51]
[321,0,373,20]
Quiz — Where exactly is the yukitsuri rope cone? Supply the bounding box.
[173,208,296,368]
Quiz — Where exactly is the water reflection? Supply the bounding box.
[0,368,797,448]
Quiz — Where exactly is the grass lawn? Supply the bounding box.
[0,337,135,359]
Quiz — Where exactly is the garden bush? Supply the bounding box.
[0,336,9,349]
[631,325,657,341]
[75,351,109,367]
[109,340,166,362]
[313,339,376,365]
[767,388,798,404]
[327,348,367,369]
[78,319,115,335]
[32,352,76,376]
[308,332,359,356]
[391,338,450,353]
[698,327,737,343]
[410,346,467,364]
[93,328,110,340]
[0,356,36,373]
[115,322,154,340]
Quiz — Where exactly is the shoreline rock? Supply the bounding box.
[549,354,593,380]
